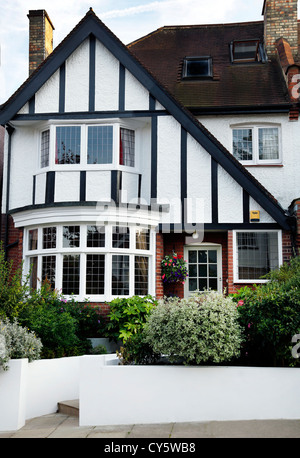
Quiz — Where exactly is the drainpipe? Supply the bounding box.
[4,123,15,260]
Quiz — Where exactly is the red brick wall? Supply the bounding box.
[4,215,23,275]
[264,0,298,58]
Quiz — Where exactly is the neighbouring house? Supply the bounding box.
[0,1,299,312]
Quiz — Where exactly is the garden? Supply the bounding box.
[1,242,300,371]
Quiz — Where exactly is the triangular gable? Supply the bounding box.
[0,9,291,230]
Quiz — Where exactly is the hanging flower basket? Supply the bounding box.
[161,253,188,285]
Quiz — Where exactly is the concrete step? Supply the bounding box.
[57,400,79,417]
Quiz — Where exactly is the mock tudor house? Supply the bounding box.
[0,1,299,311]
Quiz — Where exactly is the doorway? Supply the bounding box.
[184,245,222,297]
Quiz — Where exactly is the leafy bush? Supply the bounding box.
[105,295,157,343]
[0,318,42,371]
[117,333,160,365]
[18,283,93,358]
[0,243,28,320]
[89,344,107,355]
[232,257,300,367]
[143,291,243,365]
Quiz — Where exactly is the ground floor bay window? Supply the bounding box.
[24,223,155,301]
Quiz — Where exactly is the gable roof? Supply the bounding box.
[0,9,292,230]
[128,20,299,113]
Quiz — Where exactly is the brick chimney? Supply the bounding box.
[263,0,298,59]
[28,10,55,75]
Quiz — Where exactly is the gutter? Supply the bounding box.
[4,123,15,260]
[190,105,291,117]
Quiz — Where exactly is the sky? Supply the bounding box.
[0,0,295,104]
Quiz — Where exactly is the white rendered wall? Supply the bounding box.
[218,166,243,223]
[55,171,80,202]
[9,127,36,210]
[65,39,89,112]
[187,134,212,224]
[85,171,111,202]
[200,114,300,209]
[95,40,119,111]
[125,70,149,111]
[80,356,300,426]
[35,70,60,113]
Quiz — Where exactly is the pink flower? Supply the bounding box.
[248,323,251,328]
[237,300,244,307]
[182,282,185,285]
[162,274,165,279]
[165,263,168,266]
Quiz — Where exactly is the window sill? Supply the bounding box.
[233,280,268,284]
[243,164,283,168]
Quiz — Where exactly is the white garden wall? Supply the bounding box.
[1,354,300,432]
[0,356,81,431]
[80,355,300,426]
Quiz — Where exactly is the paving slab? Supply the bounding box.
[129,423,174,438]
[87,424,134,438]
[1,413,300,439]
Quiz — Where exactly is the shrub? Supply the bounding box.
[143,291,243,365]
[89,344,107,355]
[63,298,106,339]
[0,243,28,320]
[105,295,157,343]
[233,258,300,367]
[0,318,42,371]
[18,283,92,358]
[117,333,160,365]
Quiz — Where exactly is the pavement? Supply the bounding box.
[1,414,300,438]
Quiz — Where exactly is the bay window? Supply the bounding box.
[40,122,136,169]
[24,223,153,300]
[87,125,113,164]
[55,126,81,164]
[40,129,50,168]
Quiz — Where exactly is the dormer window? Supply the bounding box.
[182,57,212,79]
[230,39,267,63]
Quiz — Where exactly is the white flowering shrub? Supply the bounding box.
[0,318,43,371]
[143,291,243,365]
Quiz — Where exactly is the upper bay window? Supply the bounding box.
[41,129,50,168]
[56,126,81,164]
[41,123,136,169]
[182,57,213,79]
[232,125,281,165]
[87,125,113,164]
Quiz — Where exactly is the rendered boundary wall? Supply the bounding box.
[1,354,300,431]
[80,355,300,426]
[0,356,81,431]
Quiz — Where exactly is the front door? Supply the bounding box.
[184,245,222,296]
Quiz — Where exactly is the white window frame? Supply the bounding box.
[231,124,282,165]
[23,223,155,302]
[39,120,140,172]
[233,230,282,284]
[184,243,223,297]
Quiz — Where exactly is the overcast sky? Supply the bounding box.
[0,0,294,104]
